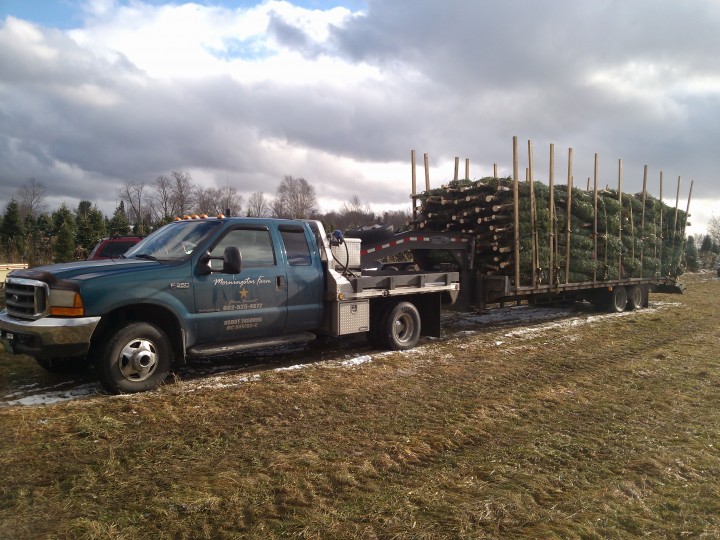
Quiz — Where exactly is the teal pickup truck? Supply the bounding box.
[0,217,459,394]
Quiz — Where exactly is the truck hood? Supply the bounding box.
[8,258,171,283]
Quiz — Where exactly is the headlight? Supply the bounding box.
[49,289,85,317]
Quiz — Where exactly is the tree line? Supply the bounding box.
[0,174,410,266]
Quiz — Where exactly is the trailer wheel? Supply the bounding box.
[626,285,644,310]
[95,322,172,394]
[607,286,628,313]
[383,302,421,351]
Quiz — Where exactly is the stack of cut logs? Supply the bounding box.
[411,176,688,286]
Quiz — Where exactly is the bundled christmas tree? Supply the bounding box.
[412,177,687,286]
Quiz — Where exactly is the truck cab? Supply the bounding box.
[1,217,326,393]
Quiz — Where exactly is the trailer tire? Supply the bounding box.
[383,302,421,351]
[95,322,172,394]
[626,285,644,310]
[607,286,628,313]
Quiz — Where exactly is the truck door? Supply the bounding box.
[277,224,324,332]
[193,225,287,344]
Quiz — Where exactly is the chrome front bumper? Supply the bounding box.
[0,309,101,356]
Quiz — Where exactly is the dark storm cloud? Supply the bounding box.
[0,0,718,228]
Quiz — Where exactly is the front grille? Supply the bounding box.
[4,278,48,319]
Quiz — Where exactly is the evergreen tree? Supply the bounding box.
[133,219,149,237]
[52,204,74,235]
[88,207,107,242]
[0,199,25,261]
[33,213,55,266]
[54,218,76,263]
[700,234,713,253]
[684,235,700,272]
[108,201,131,236]
[75,201,106,259]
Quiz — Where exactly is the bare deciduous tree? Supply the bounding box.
[272,176,318,219]
[217,185,243,217]
[194,185,215,215]
[171,171,194,216]
[17,178,47,219]
[707,215,720,246]
[151,175,175,222]
[246,191,271,217]
[117,181,146,231]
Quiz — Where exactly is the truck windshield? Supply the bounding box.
[125,220,221,261]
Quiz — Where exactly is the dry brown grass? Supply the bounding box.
[1,273,720,538]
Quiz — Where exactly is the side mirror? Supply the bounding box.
[223,246,242,274]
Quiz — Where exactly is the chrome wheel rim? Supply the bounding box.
[119,338,158,382]
[393,313,415,343]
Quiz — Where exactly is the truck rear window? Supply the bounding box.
[279,229,312,266]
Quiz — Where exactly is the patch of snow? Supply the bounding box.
[339,355,372,367]
[2,383,99,406]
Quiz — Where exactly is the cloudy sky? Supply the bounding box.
[0,0,717,235]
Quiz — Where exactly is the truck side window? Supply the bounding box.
[279,228,312,266]
[209,228,276,270]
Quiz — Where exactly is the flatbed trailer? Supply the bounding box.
[359,230,681,312]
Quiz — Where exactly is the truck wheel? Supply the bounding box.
[607,286,627,313]
[35,356,89,374]
[383,302,421,351]
[626,285,643,310]
[367,303,392,349]
[95,322,172,394]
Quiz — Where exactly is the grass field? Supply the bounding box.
[1,273,719,539]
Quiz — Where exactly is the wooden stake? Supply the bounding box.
[465,158,470,181]
[513,136,520,287]
[679,180,695,269]
[424,153,430,192]
[672,176,681,271]
[673,176,681,239]
[640,165,647,278]
[493,163,498,179]
[659,171,664,275]
[565,148,573,284]
[411,150,417,221]
[593,153,599,282]
[548,143,555,286]
[454,157,459,181]
[618,158,623,278]
[528,140,538,287]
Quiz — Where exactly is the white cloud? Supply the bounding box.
[0,0,718,236]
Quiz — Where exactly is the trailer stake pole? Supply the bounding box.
[549,143,555,287]
[513,136,521,287]
[424,153,431,192]
[640,165,647,278]
[593,154,599,282]
[411,150,417,221]
[565,148,573,284]
[618,158,623,279]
